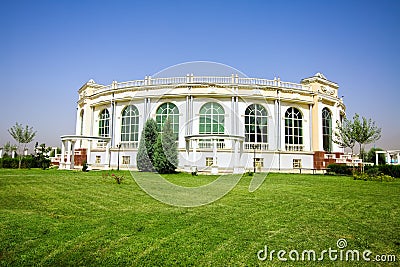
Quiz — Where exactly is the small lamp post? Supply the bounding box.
[117,143,121,171]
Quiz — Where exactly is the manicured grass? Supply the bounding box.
[0,169,399,266]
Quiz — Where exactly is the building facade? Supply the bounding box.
[60,63,346,173]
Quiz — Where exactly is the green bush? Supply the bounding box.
[0,155,48,169]
[0,157,19,168]
[327,164,353,175]
[353,173,395,182]
[82,160,88,172]
[377,165,400,178]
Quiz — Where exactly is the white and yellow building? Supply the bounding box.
[60,62,346,173]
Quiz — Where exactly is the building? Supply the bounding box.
[60,62,346,173]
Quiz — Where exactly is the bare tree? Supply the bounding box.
[333,117,356,155]
[352,113,381,163]
[8,123,37,168]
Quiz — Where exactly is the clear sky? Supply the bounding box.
[0,0,399,151]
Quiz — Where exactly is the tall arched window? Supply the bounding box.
[285,107,303,151]
[121,105,139,147]
[156,102,179,139]
[98,109,110,137]
[322,107,332,152]
[245,104,268,144]
[80,110,84,135]
[199,102,224,134]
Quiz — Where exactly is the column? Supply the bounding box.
[231,96,235,135]
[70,140,76,169]
[110,100,115,147]
[309,104,313,151]
[191,139,197,173]
[212,138,218,174]
[90,106,94,136]
[65,140,71,169]
[190,96,193,135]
[275,97,281,151]
[375,152,379,165]
[186,96,190,135]
[60,140,66,169]
[233,139,244,174]
[0,148,3,159]
[87,140,92,167]
[104,140,110,170]
[235,96,239,135]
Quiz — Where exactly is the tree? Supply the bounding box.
[3,141,17,157]
[352,114,381,162]
[366,147,385,165]
[333,116,356,155]
[8,123,36,168]
[153,118,178,174]
[137,119,159,172]
[34,142,51,169]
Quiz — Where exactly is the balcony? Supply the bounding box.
[285,144,304,152]
[244,142,268,151]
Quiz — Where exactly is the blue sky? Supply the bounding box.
[0,0,399,150]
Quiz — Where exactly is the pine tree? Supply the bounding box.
[153,118,178,174]
[137,119,159,172]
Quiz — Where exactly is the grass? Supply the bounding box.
[0,169,399,266]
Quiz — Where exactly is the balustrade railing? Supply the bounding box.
[285,144,304,151]
[198,139,225,149]
[97,140,108,149]
[120,142,139,149]
[244,142,268,150]
[92,75,310,94]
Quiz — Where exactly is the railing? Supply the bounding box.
[244,142,268,150]
[97,140,108,149]
[198,139,225,149]
[92,76,310,94]
[237,78,275,86]
[192,76,232,84]
[150,77,187,85]
[120,142,139,149]
[285,144,304,151]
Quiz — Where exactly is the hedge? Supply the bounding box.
[328,163,400,178]
[365,165,400,178]
[0,156,49,169]
[327,164,353,175]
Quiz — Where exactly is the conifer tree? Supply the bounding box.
[153,118,178,174]
[137,119,158,172]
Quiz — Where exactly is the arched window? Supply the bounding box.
[199,102,224,134]
[245,104,268,144]
[322,107,332,152]
[285,107,303,151]
[156,102,179,139]
[121,105,139,147]
[98,109,110,137]
[80,110,84,135]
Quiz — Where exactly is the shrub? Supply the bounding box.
[112,174,124,184]
[82,160,88,172]
[377,165,400,178]
[0,157,19,168]
[327,164,353,175]
[353,173,395,182]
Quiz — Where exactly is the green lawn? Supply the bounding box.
[0,169,399,266]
